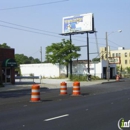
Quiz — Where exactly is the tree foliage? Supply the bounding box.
[0,42,41,65]
[126,67,130,73]
[0,43,10,48]
[15,54,41,66]
[46,39,81,65]
[92,58,100,62]
[46,39,81,77]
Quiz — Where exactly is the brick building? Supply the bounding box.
[0,48,17,84]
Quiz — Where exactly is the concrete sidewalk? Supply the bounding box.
[0,78,125,92]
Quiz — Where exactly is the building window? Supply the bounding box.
[116,53,118,57]
[119,53,121,57]
[102,55,104,59]
[125,60,127,64]
[125,52,127,57]
[112,53,115,57]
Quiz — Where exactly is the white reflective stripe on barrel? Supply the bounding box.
[31,95,40,98]
[73,86,80,88]
[60,90,67,92]
[73,90,80,92]
[32,89,40,92]
[60,86,66,88]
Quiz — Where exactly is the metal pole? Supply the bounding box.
[70,34,72,79]
[87,32,90,73]
[40,46,42,62]
[106,32,109,81]
[95,31,99,57]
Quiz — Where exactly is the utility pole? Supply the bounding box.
[95,31,99,57]
[70,34,72,79]
[106,32,109,81]
[87,32,90,73]
[40,46,42,62]
[105,30,122,81]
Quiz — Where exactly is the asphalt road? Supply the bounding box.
[0,80,130,130]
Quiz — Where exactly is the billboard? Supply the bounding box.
[62,13,94,34]
[108,57,121,64]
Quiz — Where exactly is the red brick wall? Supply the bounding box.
[0,48,14,61]
[0,48,15,84]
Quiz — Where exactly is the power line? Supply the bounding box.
[0,20,106,44]
[0,24,100,44]
[0,22,122,48]
[108,39,122,47]
[74,35,105,40]
[0,20,103,42]
[0,20,58,34]
[0,24,62,38]
[0,0,69,11]
[30,50,40,56]
[0,20,106,41]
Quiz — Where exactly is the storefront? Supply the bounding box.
[0,48,17,84]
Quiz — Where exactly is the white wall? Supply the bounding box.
[20,63,60,78]
[20,61,116,78]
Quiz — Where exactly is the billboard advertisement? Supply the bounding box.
[62,13,94,34]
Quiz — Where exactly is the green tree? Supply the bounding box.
[33,58,41,63]
[116,66,120,73]
[126,67,130,73]
[92,58,100,62]
[15,54,41,66]
[0,43,10,48]
[29,56,34,63]
[46,39,81,77]
[15,54,27,65]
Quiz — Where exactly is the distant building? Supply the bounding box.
[0,48,17,84]
[100,46,130,69]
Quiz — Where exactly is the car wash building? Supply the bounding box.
[0,48,17,84]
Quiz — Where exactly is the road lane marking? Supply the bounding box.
[44,114,69,121]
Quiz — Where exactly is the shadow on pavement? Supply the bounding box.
[0,87,49,99]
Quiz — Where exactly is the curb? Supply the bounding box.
[101,80,125,84]
[0,80,126,92]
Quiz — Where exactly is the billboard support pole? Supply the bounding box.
[70,34,72,79]
[87,32,90,73]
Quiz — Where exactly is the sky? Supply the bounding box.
[0,0,129,61]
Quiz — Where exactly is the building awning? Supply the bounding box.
[2,58,17,67]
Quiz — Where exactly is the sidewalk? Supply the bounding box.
[0,79,125,92]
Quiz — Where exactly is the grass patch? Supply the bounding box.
[69,74,101,81]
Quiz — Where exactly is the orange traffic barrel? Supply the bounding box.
[72,81,81,96]
[60,82,67,95]
[30,84,40,102]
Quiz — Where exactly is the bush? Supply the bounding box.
[69,74,101,81]
[59,73,67,79]
[29,73,34,76]
[123,74,130,78]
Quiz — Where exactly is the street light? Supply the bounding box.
[106,30,122,81]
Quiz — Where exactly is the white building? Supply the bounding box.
[20,60,116,79]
